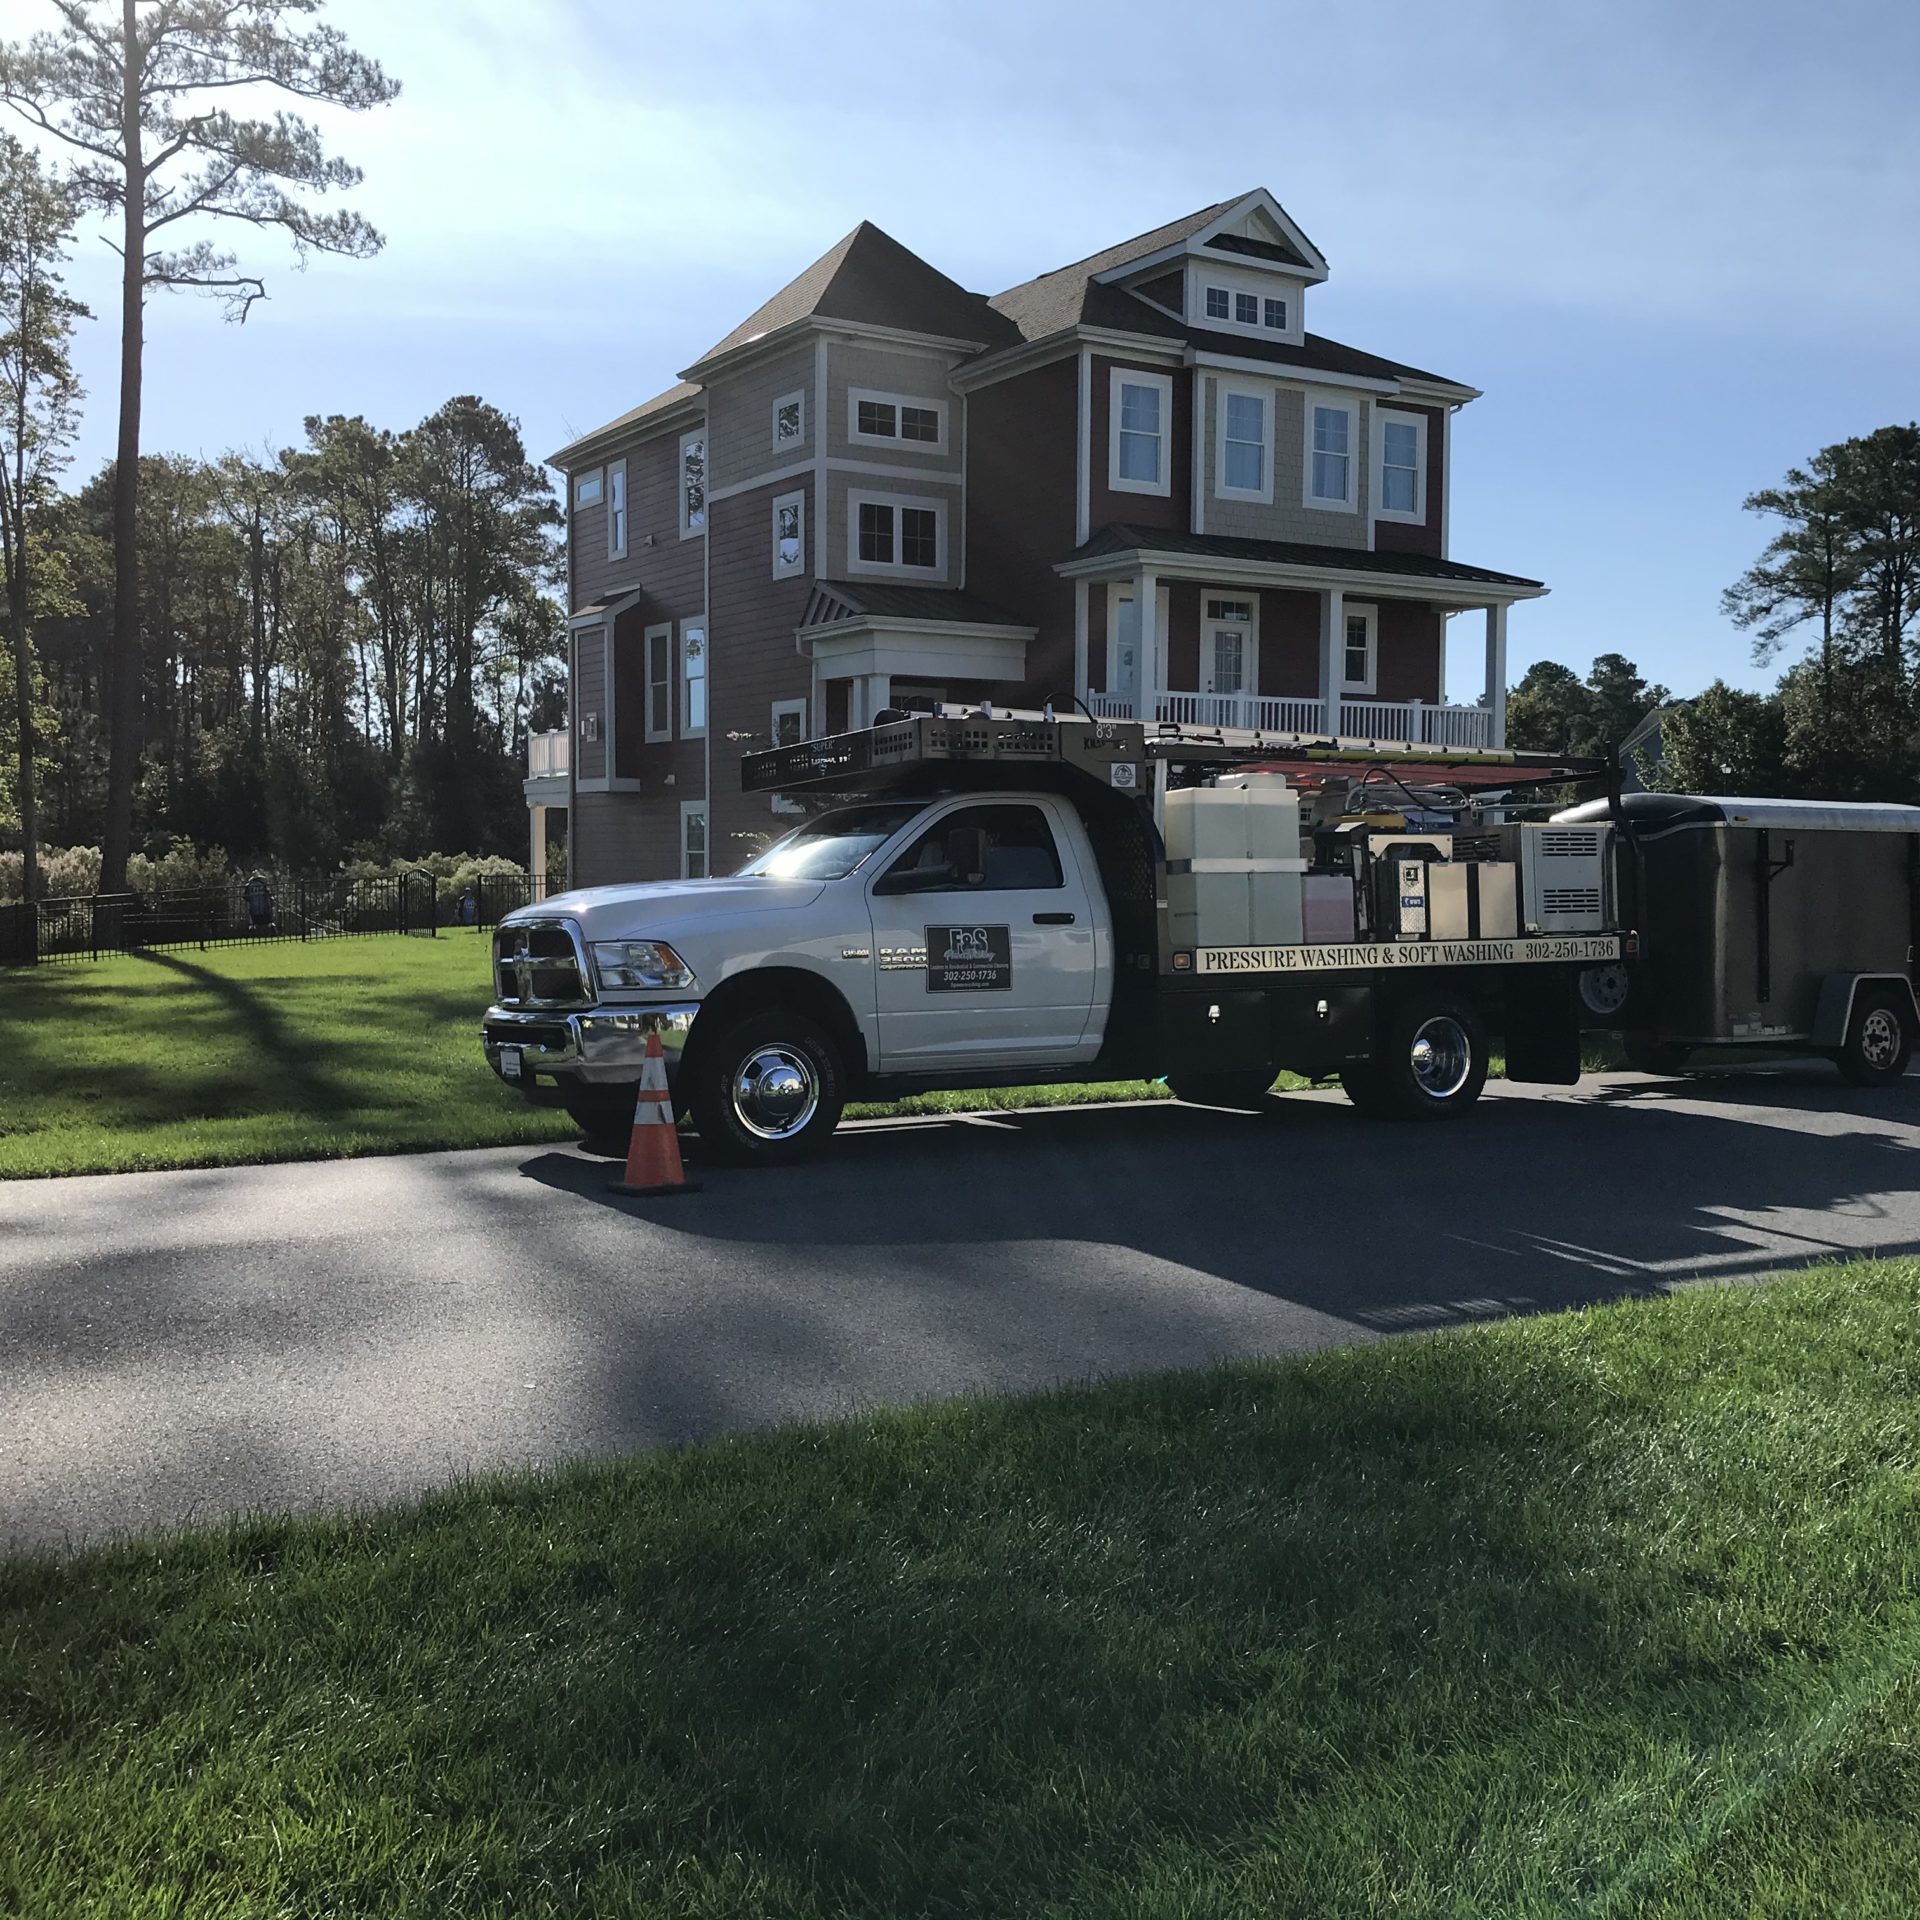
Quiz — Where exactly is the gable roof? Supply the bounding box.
[694,222,1019,366]
[548,380,702,470]
[803,580,1031,630]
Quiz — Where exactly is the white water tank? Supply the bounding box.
[1165,775,1305,950]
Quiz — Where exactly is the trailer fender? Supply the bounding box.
[1811,972,1920,1049]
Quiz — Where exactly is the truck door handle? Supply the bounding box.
[1033,911,1075,925]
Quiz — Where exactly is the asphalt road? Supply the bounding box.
[5,1069,1919,1555]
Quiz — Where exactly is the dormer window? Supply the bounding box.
[1198,278,1295,338]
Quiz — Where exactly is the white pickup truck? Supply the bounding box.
[483,711,1636,1162]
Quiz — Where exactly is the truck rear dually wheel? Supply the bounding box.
[1838,989,1913,1088]
[686,1008,846,1165]
[1341,993,1487,1121]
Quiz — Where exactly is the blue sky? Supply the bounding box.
[22,0,1920,700]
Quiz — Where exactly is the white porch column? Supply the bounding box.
[1072,578,1090,706]
[1318,587,1345,734]
[1136,566,1158,722]
[1484,603,1509,747]
[529,802,546,898]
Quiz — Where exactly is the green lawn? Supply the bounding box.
[0,936,1184,1179]
[0,935,579,1178]
[6,1258,1920,1916]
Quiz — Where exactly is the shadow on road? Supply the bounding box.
[517,1075,1920,1340]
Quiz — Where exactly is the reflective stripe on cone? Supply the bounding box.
[610,1029,700,1197]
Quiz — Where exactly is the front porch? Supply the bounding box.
[1061,528,1546,752]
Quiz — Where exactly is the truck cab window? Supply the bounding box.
[737,803,926,881]
[885,805,1064,891]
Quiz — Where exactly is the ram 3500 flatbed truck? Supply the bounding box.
[482,710,1651,1163]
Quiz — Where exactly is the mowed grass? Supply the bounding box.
[0,935,1179,1180]
[0,935,578,1178]
[8,1259,1920,1918]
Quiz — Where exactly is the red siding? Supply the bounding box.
[964,356,1078,702]
[1259,589,1319,696]
[1375,601,1443,701]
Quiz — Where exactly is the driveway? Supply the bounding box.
[4,1070,1918,1554]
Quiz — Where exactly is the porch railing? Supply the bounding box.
[527,728,570,779]
[1086,691,1494,748]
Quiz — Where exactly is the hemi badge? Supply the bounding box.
[841,948,871,960]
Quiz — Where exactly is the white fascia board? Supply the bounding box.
[802,622,1033,681]
[548,399,705,472]
[1079,325,1187,364]
[566,589,643,630]
[801,615,1036,647]
[949,333,1082,392]
[1193,190,1330,281]
[685,316,988,387]
[1395,376,1483,406]
[1054,549,1548,607]
[1188,347,1398,395]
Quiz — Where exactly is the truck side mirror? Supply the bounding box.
[945,826,987,887]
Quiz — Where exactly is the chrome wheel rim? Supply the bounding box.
[1409,1016,1473,1100]
[1860,1008,1902,1070]
[731,1045,820,1140]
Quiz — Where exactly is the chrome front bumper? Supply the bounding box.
[482,1001,700,1090]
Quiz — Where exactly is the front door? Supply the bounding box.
[866,798,1099,1070]
[1201,597,1256,724]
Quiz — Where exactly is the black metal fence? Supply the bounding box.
[0,870,550,968]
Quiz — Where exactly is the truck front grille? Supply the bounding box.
[492,920,591,1008]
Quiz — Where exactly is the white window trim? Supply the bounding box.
[643,621,672,743]
[847,387,949,455]
[1215,383,1273,504]
[846,489,947,579]
[679,617,707,739]
[1304,394,1359,514]
[679,799,709,880]
[572,468,604,509]
[771,489,806,580]
[1342,602,1379,695]
[772,388,806,452]
[679,430,706,539]
[770,696,808,812]
[1373,406,1428,525]
[1202,595,1261,699]
[1187,262,1303,343]
[1108,366,1173,498]
[606,458,628,562]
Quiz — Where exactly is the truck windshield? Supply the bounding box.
[738,803,928,882]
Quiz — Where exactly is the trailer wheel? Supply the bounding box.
[1341,993,1488,1121]
[1167,1071,1276,1111]
[685,1007,846,1164]
[1838,989,1913,1088]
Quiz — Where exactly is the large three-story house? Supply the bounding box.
[526,188,1545,887]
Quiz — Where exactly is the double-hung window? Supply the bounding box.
[1308,401,1355,509]
[1376,409,1426,520]
[679,431,706,536]
[850,492,943,575]
[772,490,805,578]
[1109,368,1171,495]
[1218,388,1269,500]
[680,801,708,880]
[643,623,672,742]
[680,621,707,736]
[1342,605,1377,694]
[849,390,947,451]
[607,459,627,560]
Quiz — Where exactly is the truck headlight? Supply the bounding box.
[591,940,696,991]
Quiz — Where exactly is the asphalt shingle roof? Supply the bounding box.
[1076,525,1544,591]
[697,222,1019,363]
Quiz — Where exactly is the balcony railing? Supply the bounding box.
[1085,691,1495,749]
[527,728,570,779]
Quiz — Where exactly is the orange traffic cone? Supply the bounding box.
[609,1030,701,1196]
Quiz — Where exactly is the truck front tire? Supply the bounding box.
[1838,988,1914,1087]
[563,1087,639,1152]
[1341,992,1487,1121]
[686,1007,846,1164]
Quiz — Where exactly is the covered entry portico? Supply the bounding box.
[1061,528,1546,749]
